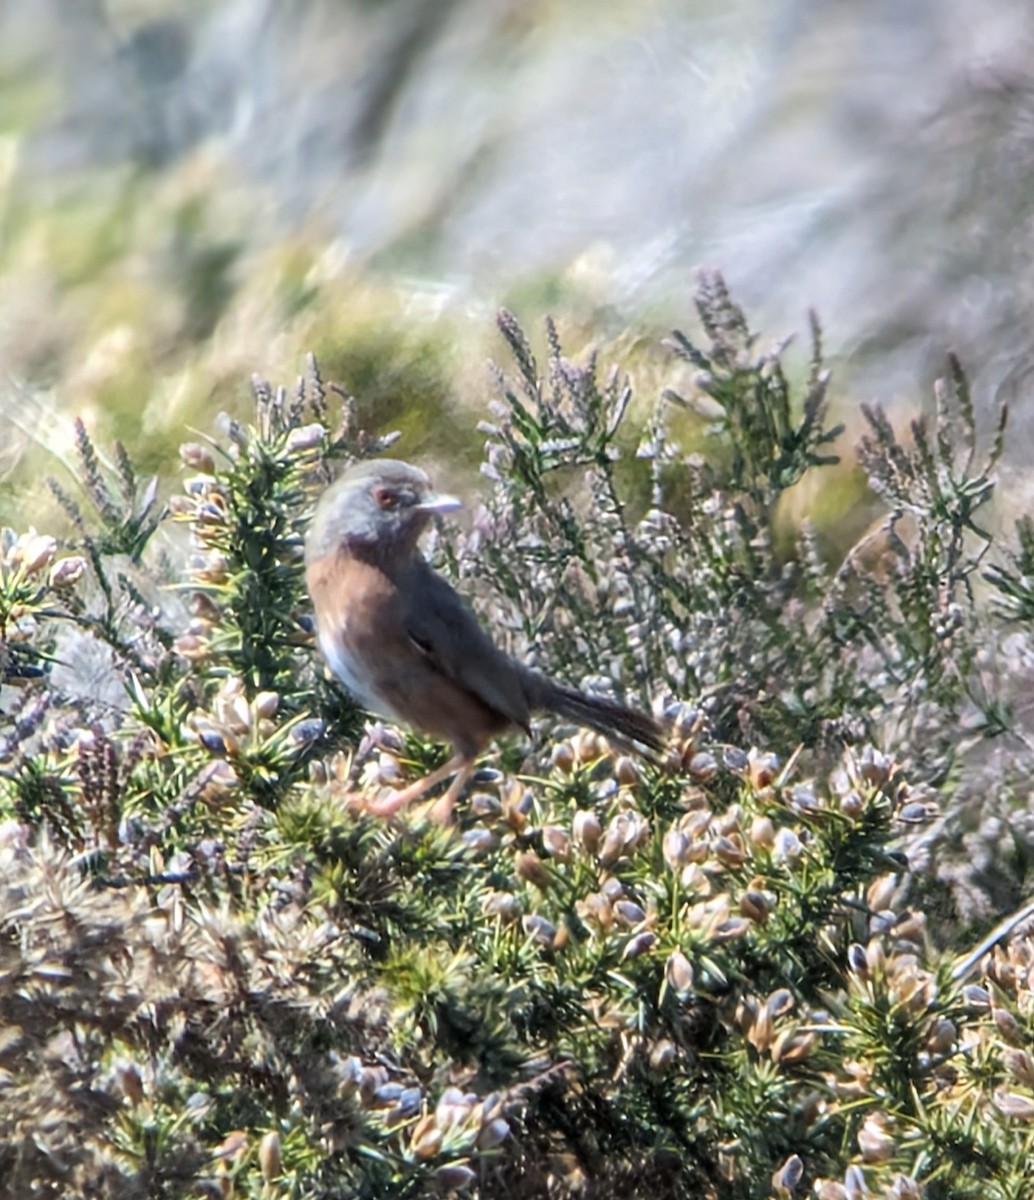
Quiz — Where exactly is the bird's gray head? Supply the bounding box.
[305,459,461,564]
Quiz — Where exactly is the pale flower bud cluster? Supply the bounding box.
[0,530,89,652]
[2,529,57,577]
[186,676,281,763]
[302,1056,509,1179]
[407,1085,510,1170]
[2,527,88,596]
[736,988,816,1065]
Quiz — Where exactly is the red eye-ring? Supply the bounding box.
[374,487,399,510]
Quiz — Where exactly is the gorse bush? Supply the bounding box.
[1,273,1034,1199]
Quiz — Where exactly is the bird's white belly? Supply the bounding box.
[319,627,399,720]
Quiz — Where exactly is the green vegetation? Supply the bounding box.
[1,274,1033,1198]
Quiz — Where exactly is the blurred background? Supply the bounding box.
[2,0,1034,521]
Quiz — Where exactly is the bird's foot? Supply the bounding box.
[362,753,469,822]
[364,788,415,819]
[364,787,455,825]
[416,791,457,826]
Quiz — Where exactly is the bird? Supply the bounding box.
[304,458,666,821]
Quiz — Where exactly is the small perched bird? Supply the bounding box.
[305,459,665,821]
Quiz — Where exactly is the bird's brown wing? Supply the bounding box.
[402,561,532,734]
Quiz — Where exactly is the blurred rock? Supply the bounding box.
[5,0,1034,450]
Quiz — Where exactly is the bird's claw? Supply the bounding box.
[363,787,455,825]
[417,792,456,826]
[363,789,411,819]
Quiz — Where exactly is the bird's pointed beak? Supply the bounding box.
[416,491,463,515]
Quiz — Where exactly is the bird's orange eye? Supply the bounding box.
[374,487,400,509]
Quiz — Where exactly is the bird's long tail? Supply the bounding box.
[538,679,667,758]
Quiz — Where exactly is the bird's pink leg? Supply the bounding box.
[365,753,469,819]
[422,759,476,825]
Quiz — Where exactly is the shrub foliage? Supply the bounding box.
[1,273,1034,1199]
